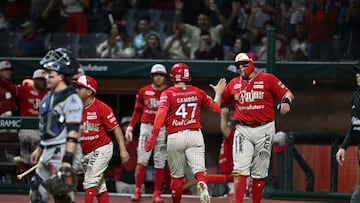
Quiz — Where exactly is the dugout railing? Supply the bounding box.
[264,131,352,202]
[0,117,355,202]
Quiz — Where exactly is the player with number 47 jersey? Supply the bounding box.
[145,63,227,203]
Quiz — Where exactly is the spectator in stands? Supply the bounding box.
[194,30,224,60]
[246,0,277,31]
[3,0,29,31]
[285,0,307,35]
[133,15,154,56]
[175,1,224,58]
[303,0,336,61]
[14,21,46,57]
[61,0,90,34]
[227,36,256,61]
[1,69,48,179]
[174,0,208,26]
[337,0,360,60]
[0,61,18,117]
[162,23,191,59]
[31,0,64,33]
[105,116,138,192]
[287,22,309,61]
[208,0,241,47]
[97,25,135,58]
[138,31,166,59]
[247,9,287,60]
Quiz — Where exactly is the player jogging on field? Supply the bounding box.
[126,64,169,203]
[144,63,227,203]
[221,53,294,203]
[30,48,84,203]
[73,75,130,203]
[336,64,360,203]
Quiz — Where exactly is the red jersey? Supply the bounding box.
[133,84,168,124]
[218,131,234,175]
[0,82,18,115]
[222,72,289,123]
[0,80,47,117]
[159,85,215,134]
[80,98,119,153]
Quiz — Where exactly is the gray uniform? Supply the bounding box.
[30,87,83,203]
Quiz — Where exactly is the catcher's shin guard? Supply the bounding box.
[30,174,47,203]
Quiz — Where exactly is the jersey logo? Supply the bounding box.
[145,90,155,96]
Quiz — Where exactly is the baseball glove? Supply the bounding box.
[43,166,78,195]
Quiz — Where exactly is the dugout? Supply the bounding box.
[0,57,358,202]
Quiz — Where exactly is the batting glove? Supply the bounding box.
[145,127,160,152]
[125,126,133,142]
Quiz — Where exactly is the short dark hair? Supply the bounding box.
[200,30,211,37]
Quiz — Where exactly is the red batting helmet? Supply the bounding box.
[170,63,191,82]
[73,75,98,93]
[234,53,254,76]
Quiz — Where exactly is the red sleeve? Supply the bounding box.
[207,101,221,113]
[129,110,141,127]
[0,80,18,95]
[129,89,144,127]
[153,107,167,130]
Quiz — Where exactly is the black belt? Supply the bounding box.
[238,121,272,128]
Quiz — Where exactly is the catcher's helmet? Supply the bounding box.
[234,53,254,76]
[170,63,191,82]
[42,60,78,76]
[40,47,79,74]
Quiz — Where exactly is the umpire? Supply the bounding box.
[336,64,360,203]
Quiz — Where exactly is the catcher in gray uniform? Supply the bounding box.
[29,48,83,203]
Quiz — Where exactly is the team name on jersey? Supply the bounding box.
[82,120,100,133]
[235,90,264,103]
[176,96,198,103]
[172,118,196,126]
[144,98,159,108]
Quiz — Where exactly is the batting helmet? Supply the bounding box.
[40,47,79,75]
[73,75,98,93]
[234,53,254,76]
[170,63,191,82]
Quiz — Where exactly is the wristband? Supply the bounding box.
[214,93,221,101]
[39,143,45,149]
[66,137,78,143]
[281,97,291,105]
[62,151,74,165]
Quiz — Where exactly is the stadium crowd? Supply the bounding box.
[0,0,358,61]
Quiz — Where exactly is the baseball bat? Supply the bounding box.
[17,163,39,180]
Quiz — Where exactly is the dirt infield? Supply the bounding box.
[0,193,332,203]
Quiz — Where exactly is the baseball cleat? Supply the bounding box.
[131,188,141,202]
[152,195,164,203]
[197,181,211,203]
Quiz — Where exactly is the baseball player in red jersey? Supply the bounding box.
[144,63,227,203]
[125,64,169,203]
[73,75,130,203]
[0,69,48,175]
[0,60,18,116]
[221,53,295,203]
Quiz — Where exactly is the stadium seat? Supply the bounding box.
[51,43,80,57]
[81,33,108,46]
[51,32,81,45]
[0,43,16,57]
[0,31,21,45]
[161,9,176,23]
[79,44,99,58]
[134,9,161,22]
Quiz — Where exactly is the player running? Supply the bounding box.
[144,63,226,203]
[221,53,294,203]
[126,64,169,203]
[73,75,130,203]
